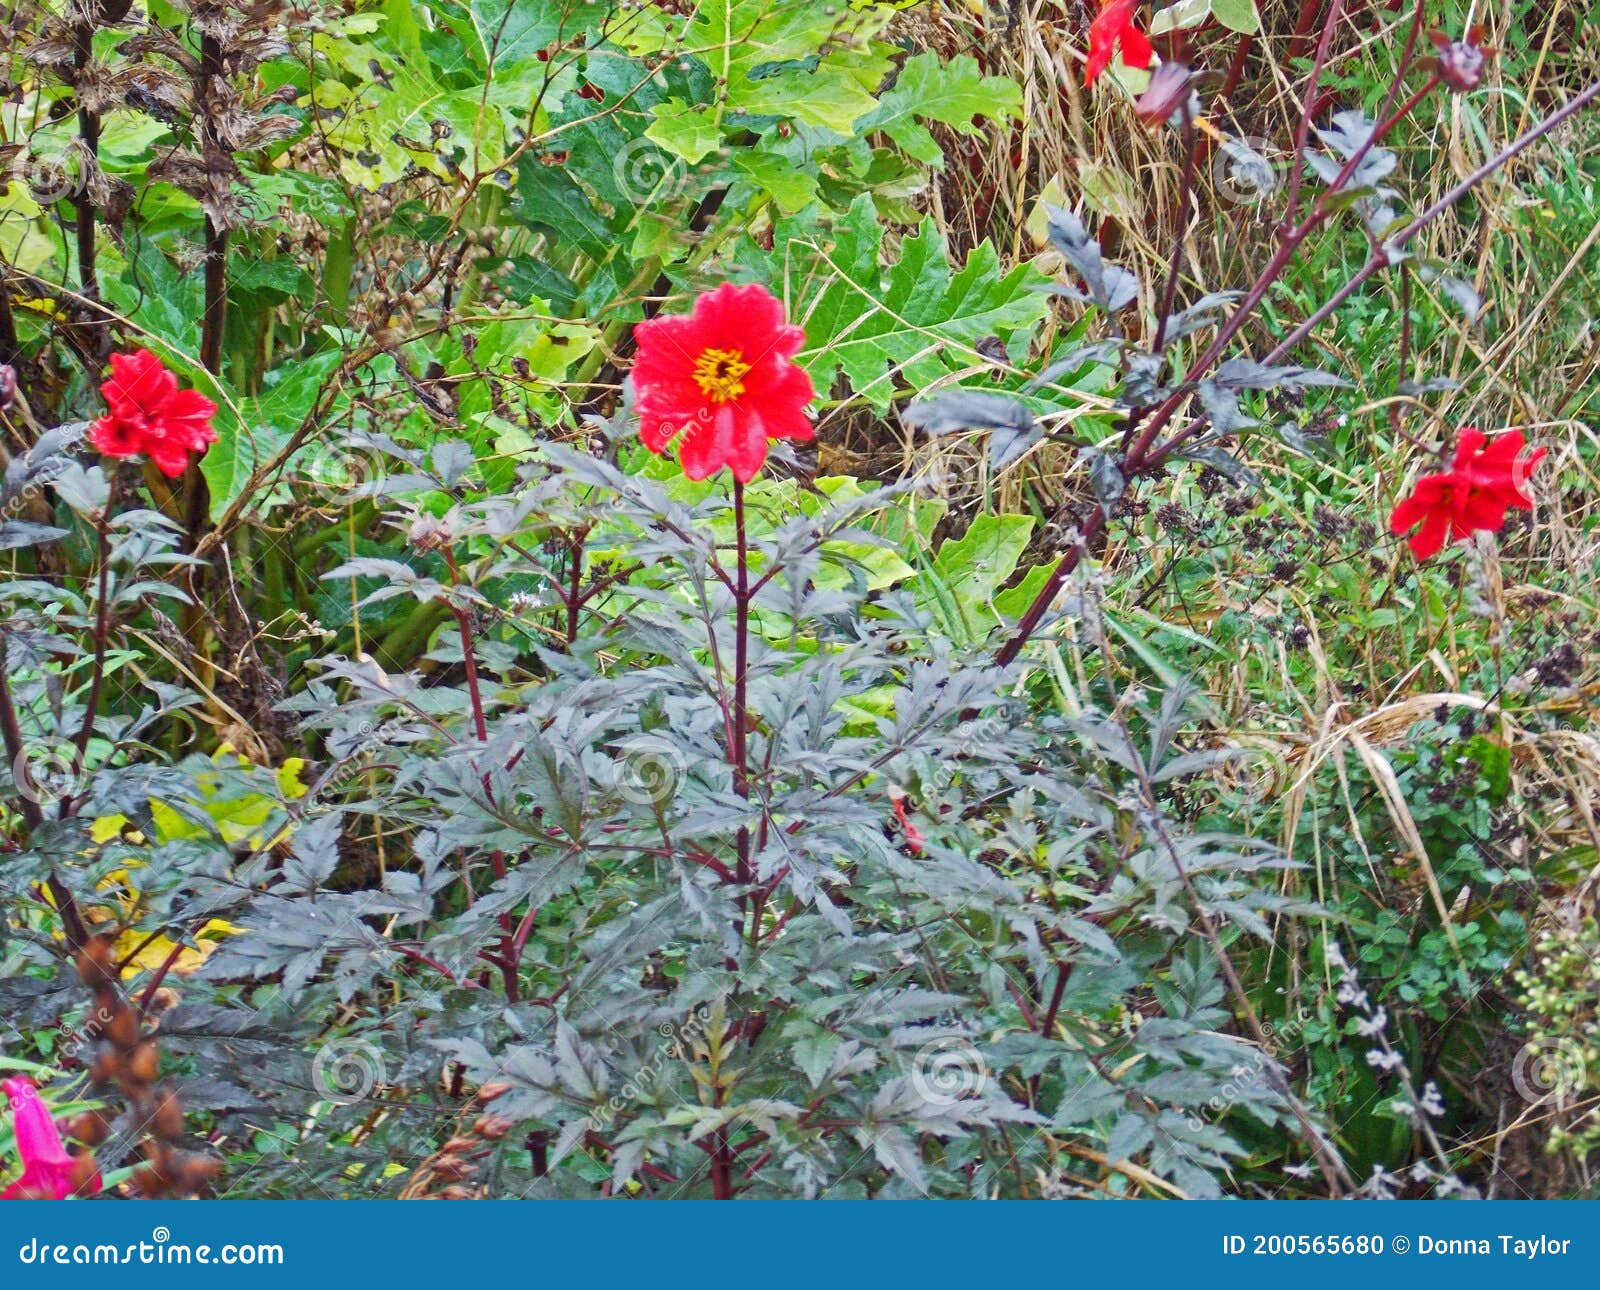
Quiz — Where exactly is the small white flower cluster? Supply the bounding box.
[1325,941,1479,1199]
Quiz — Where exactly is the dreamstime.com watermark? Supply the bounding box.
[1186,1011,1310,1133]
[309,1035,386,1105]
[16,1226,284,1267]
[1209,134,1292,207]
[0,145,88,206]
[588,1004,715,1129]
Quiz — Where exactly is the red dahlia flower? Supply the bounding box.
[3,1078,77,1200]
[1390,428,1546,560]
[1086,0,1155,86]
[89,349,218,479]
[631,282,815,483]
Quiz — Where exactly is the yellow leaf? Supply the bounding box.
[114,919,240,978]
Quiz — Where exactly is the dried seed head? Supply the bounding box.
[75,935,118,988]
[431,1158,476,1183]
[151,1089,186,1140]
[69,1151,102,1195]
[176,1155,223,1191]
[128,1164,171,1198]
[105,1006,142,1051]
[126,1041,161,1084]
[68,1111,111,1147]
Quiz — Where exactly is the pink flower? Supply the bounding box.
[3,1078,77,1200]
[631,283,815,483]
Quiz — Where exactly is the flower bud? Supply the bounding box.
[407,513,454,551]
[0,364,16,409]
[1135,62,1199,127]
[1431,29,1489,92]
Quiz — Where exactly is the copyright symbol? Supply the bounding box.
[1391,1236,1410,1254]
[1210,134,1288,205]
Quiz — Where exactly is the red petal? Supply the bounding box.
[746,361,815,443]
[1408,509,1451,560]
[726,406,770,483]
[1511,444,1546,503]
[89,415,142,459]
[633,314,704,384]
[1118,22,1155,71]
[1448,426,1487,470]
[678,404,732,481]
[1390,474,1448,535]
[691,282,790,355]
[148,442,194,478]
[106,350,177,414]
[1085,0,1148,84]
[1457,491,1509,532]
[638,393,706,453]
[1478,429,1526,464]
[165,387,218,432]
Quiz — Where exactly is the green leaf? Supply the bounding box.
[994,557,1060,621]
[856,52,1022,167]
[933,514,1033,604]
[733,147,819,213]
[1152,0,1259,35]
[310,0,605,189]
[1212,0,1261,33]
[908,514,1035,642]
[787,1021,842,1089]
[618,0,897,135]
[645,100,724,165]
[202,350,347,518]
[797,195,1049,409]
[101,239,203,356]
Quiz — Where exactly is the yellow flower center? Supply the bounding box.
[692,348,751,403]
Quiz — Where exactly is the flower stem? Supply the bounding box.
[731,480,751,890]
